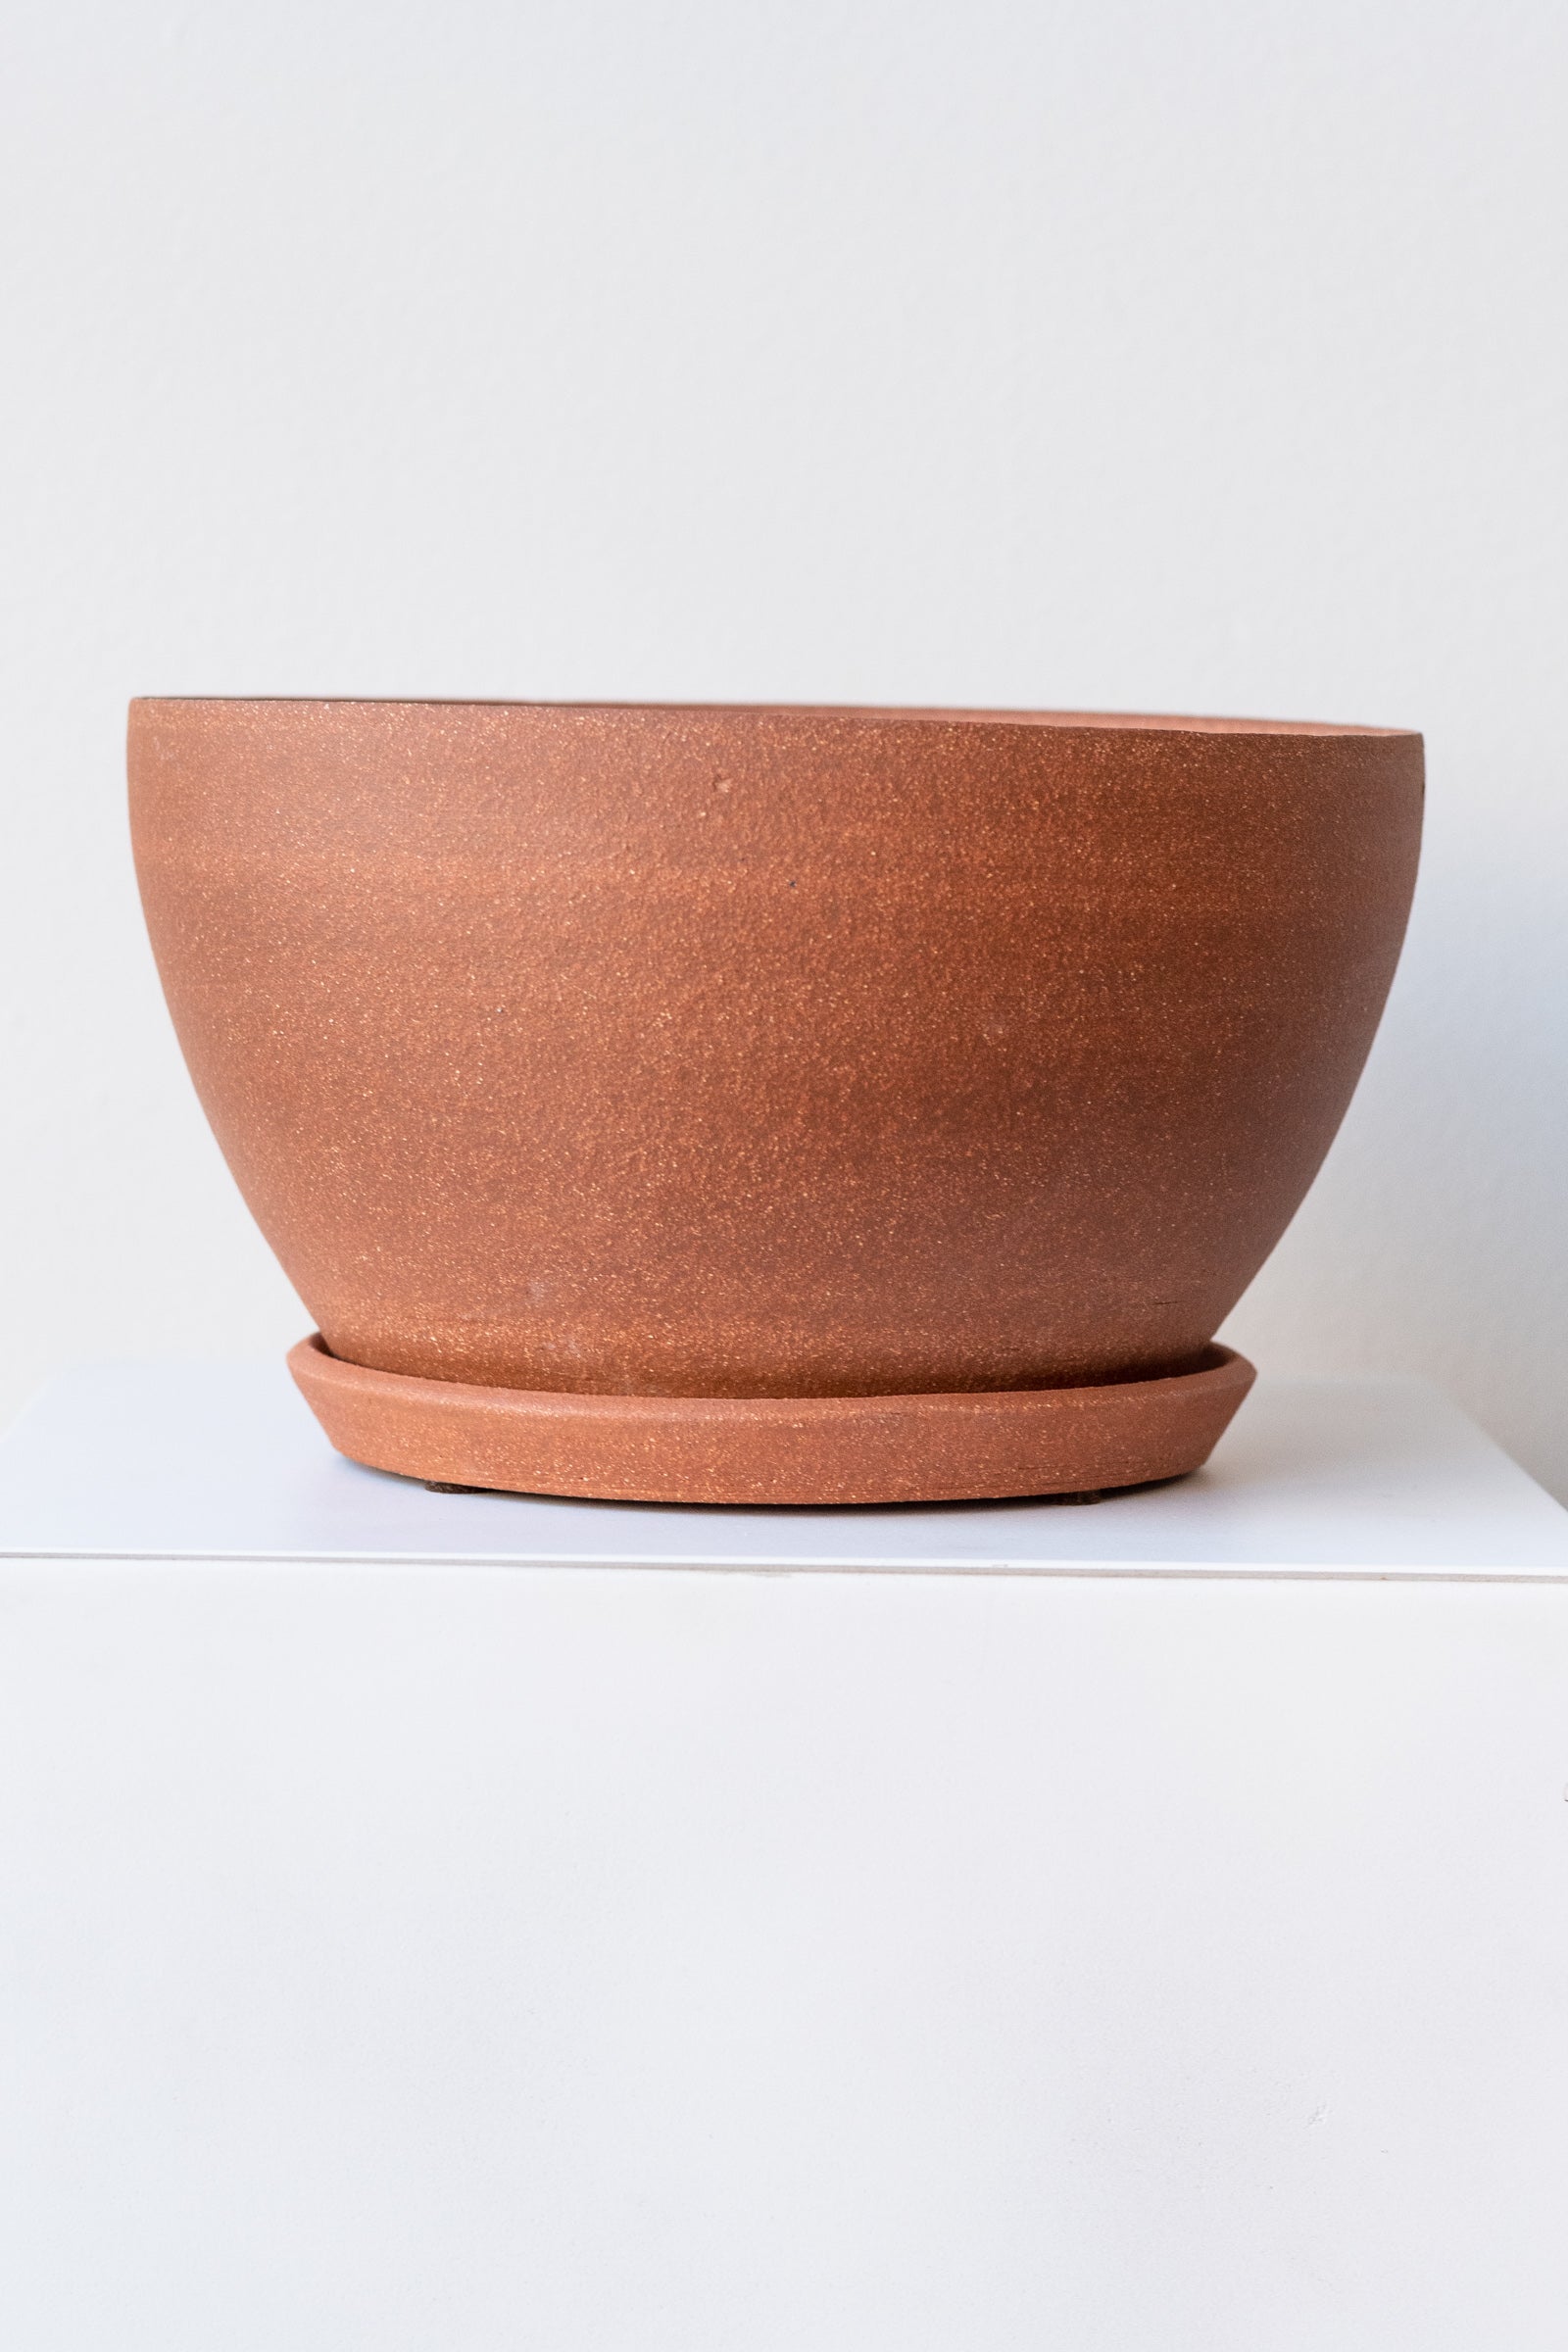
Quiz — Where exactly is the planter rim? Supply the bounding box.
[129,698,1418,741]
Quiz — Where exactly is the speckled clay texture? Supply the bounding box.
[287,1332,1255,1506]
[129,700,1420,1499]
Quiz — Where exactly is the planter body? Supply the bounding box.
[129,702,1421,1500]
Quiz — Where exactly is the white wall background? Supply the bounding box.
[2,0,1564,1493]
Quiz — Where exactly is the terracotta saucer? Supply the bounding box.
[287,1335,1256,1508]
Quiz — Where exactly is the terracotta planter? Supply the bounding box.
[128,701,1421,1504]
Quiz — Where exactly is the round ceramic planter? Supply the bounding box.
[128,700,1422,1504]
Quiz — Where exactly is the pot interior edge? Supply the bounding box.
[126,698,1419,740]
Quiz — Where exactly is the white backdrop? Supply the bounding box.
[2,0,1565,1494]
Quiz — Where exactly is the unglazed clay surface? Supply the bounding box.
[286,1334,1256,1506]
[129,701,1420,1491]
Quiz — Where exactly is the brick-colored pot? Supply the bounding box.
[128,701,1421,1503]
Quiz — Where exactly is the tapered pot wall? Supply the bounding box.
[129,702,1421,1500]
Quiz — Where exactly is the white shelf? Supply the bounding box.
[2,1357,1566,1574]
[3,1361,1566,2348]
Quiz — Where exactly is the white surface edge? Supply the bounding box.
[3,1358,1568,1577]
